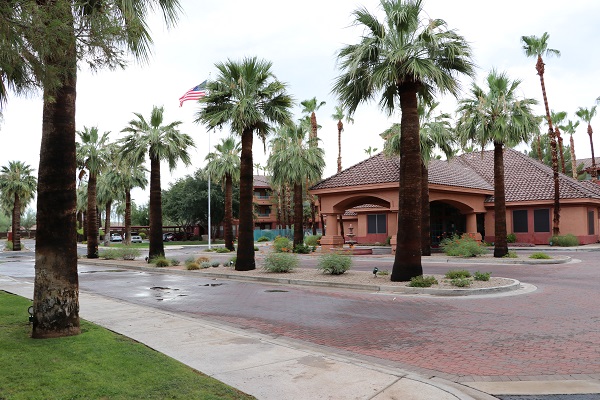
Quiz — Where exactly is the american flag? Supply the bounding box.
[179,80,207,106]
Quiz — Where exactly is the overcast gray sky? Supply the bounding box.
[2,0,599,205]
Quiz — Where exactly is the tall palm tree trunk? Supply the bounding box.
[536,134,543,161]
[337,121,343,173]
[86,174,99,258]
[224,173,234,251]
[588,124,597,181]
[555,128,566,174]
[236,128,255,271]
[536,56,561,234]
[391,83,422,281]
[32,35,80,338]
[493,142,508,257]
[421,162,431,256]
[570,135,578,179]
[293,182,303,248]
[148,155,165,259]
[549,128,560,235]
[124,189,132,245]
[104,201,112,246]
[12,193,21,251]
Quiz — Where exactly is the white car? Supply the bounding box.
[131,235,143,243]
[110,234,123,242]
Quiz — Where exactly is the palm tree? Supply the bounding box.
[332,106,354,173]
[521,32,561,235]
[575,104,598,181]
[76,126,110,258]
[195,57,293,271]
[205,137,241,251]
[559,119,581,179]
[381,102,455,256]
[268,124,325,247]
[456,70,539,258]
[0,161,37,251]
[550,110,567,174]
[334,0,474,281]
[120,105,194,260]
[96,173,122,246]
[1,0,181,338]
[301,97,326,143]
[364,146,378,158]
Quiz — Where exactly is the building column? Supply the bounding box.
[320,214,344,251]
[465,212,482,241]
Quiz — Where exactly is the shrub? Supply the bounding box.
[151,256,169,267]
[408,275,438,287]
[120,247,141,260]
[386,236,391,246]
[263,252,298,273]
[377,269,389,276]
[210,260,220,268]
[185,257,195,265]
[451,277,471,287]
[99,249,119,260]
[529,252,551,259]
[139,232,147,239]
[507,233,517,243]
[254,246,259,251]
[440,234,487,257]
[215,247,231,253]
[273,236,293,253]
[445,269,471,279]
[474,271,491,281]
[317,252,352,275]
[257,236,270,242]
[186,262,200,270]
[196,256,210,264]
[5,241,13,251]
[200,261,211,269]
[293,243,311,254]
[170,259,180,266]
[224,256,236,267]
[550,234,579,247]
[503,250,518,258]
[304,235,322,247]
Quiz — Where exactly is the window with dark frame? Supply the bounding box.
[588,210,595,235]
[367,214,387,234]
[512,210,528,233]
[533,209,550,233]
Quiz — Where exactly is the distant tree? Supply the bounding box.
[195,57,293,271]
[457,70,539,257]
[21,208,36,238]
[521,31,561,234]
[364,146,378,158]
[76,126,111,258]
[120,105,194,260]
[559,119,581,179]
[527,133,574,177]
[550,110,567,174]
[332,106,354,173]
[0,161,37,251]
[205,137,240,251]
[131,202,150,227]
[575,104,598,181]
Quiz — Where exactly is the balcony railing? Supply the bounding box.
[255,195,271,200]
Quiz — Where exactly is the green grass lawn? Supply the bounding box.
[0,291,254,400]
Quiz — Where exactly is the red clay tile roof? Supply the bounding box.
[311,152,492,191]
[310,148,600,203]
[253,175,271,188]
[457,149,600,202]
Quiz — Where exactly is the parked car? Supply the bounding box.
[131,235,143,243]
[162,232,175,242]
[110,234,123,242]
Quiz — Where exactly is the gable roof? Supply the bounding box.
[253,175,270,188]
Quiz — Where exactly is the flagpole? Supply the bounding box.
[208,131,211,250]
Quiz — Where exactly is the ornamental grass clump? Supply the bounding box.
[450,277,471,287]
[408,275,438,287]
[263,252,298,273]
[317,252,352,275]
[474,271,491,281]
[273,236,293,253]
[150,256,169,267]
[445,269,471,279]
[304,235,321,247]
[550,234,579,247]
[440,234,487,257]
[529,252,551,259]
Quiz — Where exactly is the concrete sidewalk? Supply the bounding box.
[1,275,495,400]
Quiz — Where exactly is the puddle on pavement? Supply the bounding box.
[201,283,224,287]
[81,269,127,274]
[264,289,288,293]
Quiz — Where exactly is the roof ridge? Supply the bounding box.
[311,152,390,188]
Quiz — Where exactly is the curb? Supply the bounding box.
[78,261,522,297]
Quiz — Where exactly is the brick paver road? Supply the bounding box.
[3,249,600,383]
